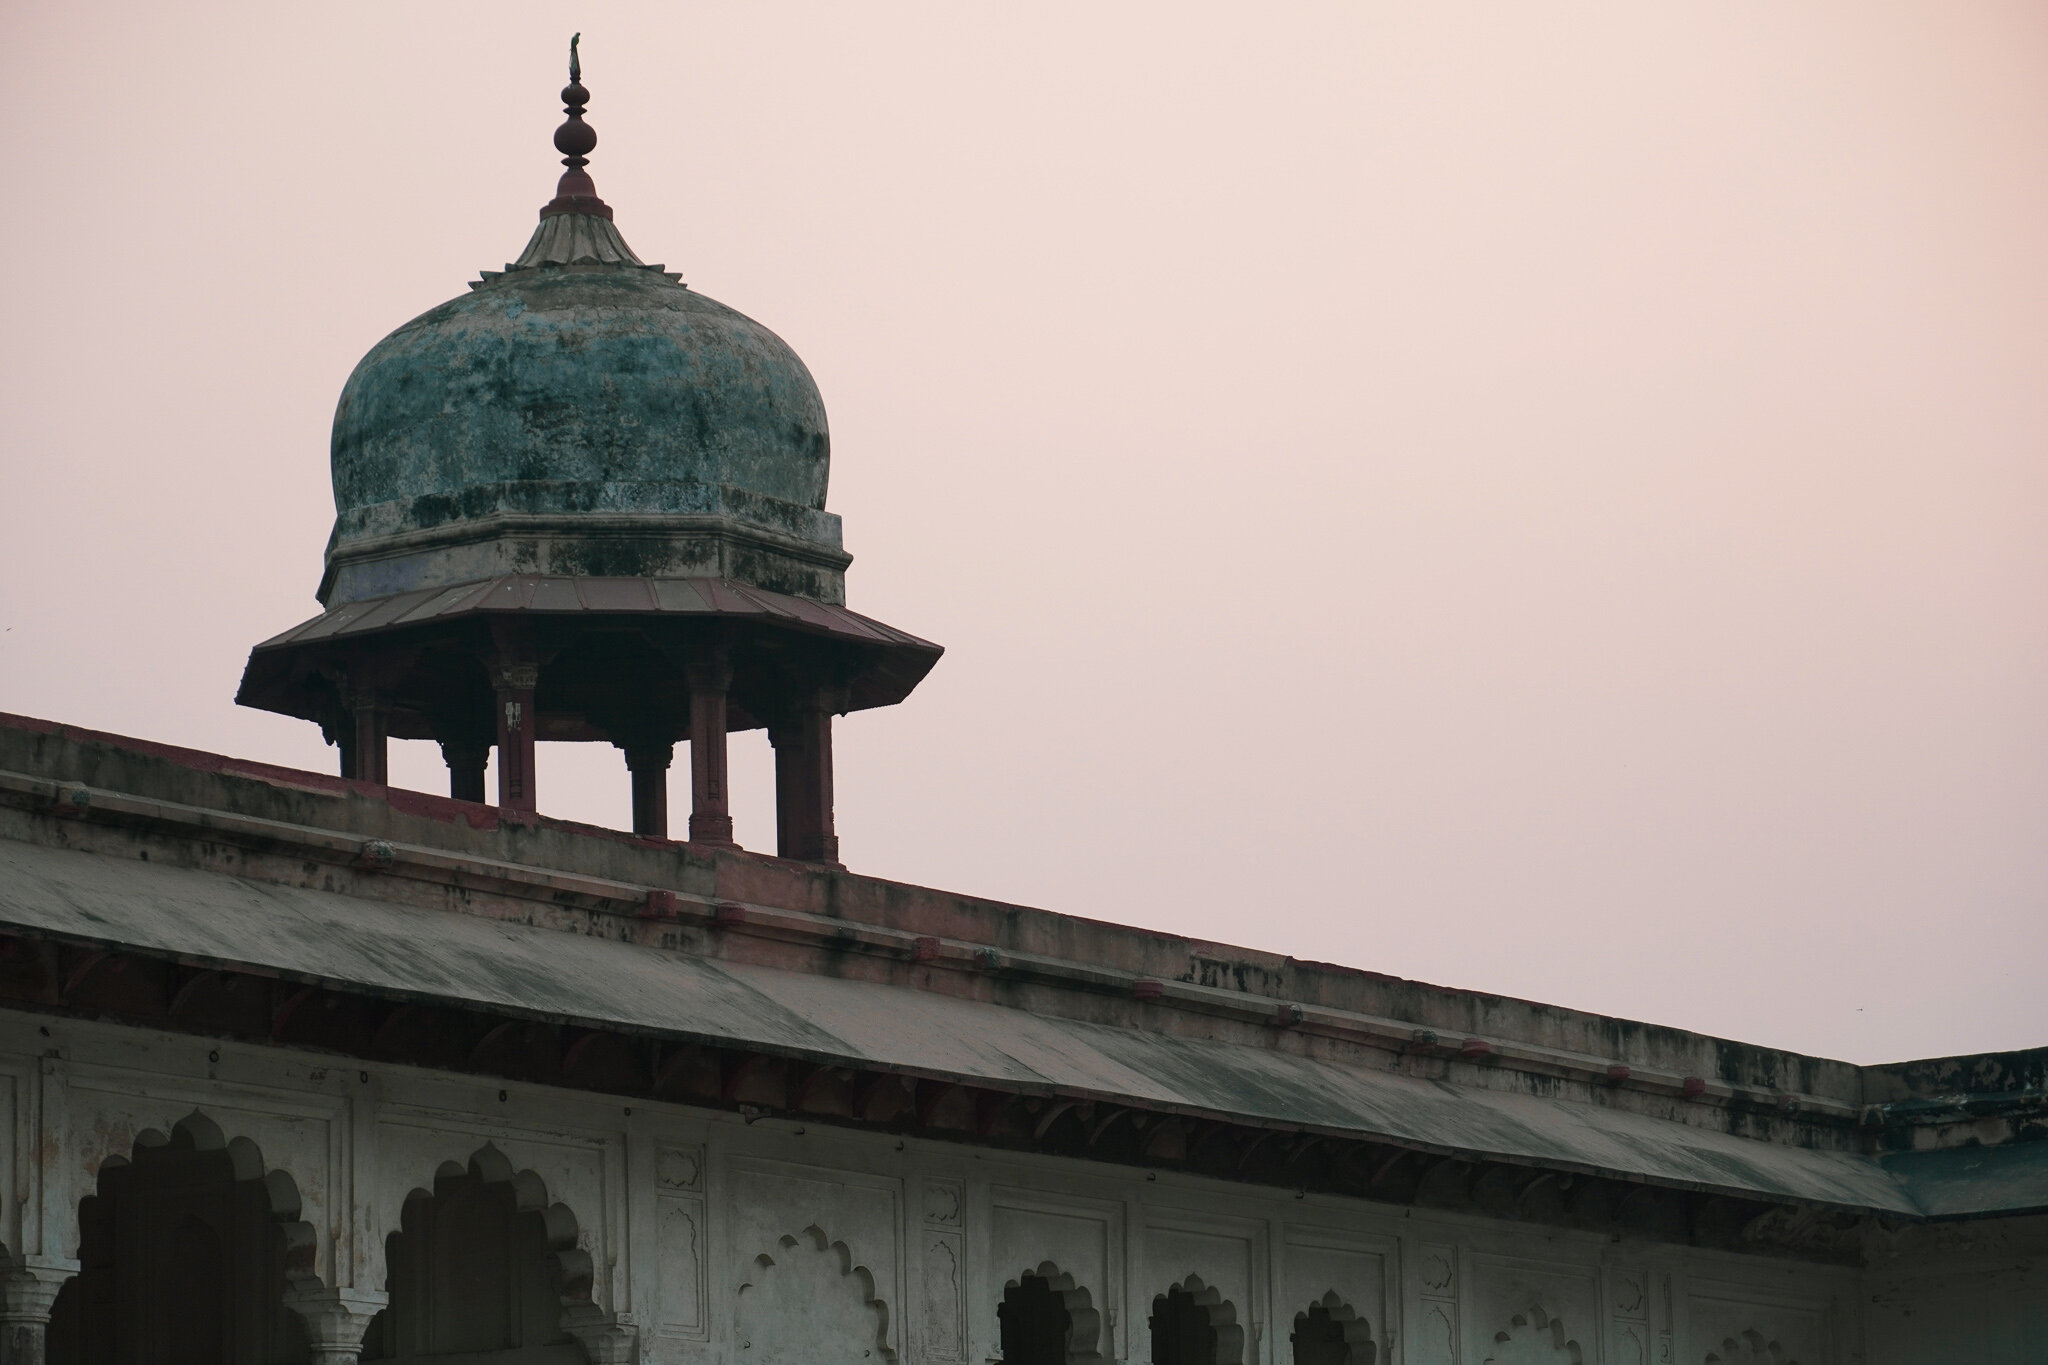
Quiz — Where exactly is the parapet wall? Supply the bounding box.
[0,711,2032,1138]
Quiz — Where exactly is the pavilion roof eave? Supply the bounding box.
[234,574,943,726]
[250,575,939,654]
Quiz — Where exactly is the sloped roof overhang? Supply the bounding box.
[236,574,943,736]
[2,834,2003,1224]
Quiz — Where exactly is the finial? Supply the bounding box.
[541,32,612,222]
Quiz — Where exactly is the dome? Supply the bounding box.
[330,261,831,541]
[318,61,848,609]
[319,202,849,607]
[239,36,941,851]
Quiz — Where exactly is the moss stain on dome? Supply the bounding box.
[330,262,832,547]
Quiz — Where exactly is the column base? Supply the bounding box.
[687,813,737,846]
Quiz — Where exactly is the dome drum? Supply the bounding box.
[321,483,851,607]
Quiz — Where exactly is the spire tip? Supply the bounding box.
[542,33,609,222]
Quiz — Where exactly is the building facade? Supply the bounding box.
[0,43,2039,1365]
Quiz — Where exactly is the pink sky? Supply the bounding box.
[5,3,2046,1064]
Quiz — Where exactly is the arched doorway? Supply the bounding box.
[998,1263,1102,1365]
[1000,1274,1070,1365]
[1290,1295,1375,1365]
[47,1113,313,1365]
[360,1147,586,1364]
[1149,1278,1241,1365]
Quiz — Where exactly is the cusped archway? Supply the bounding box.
[47,1111,323,1364]
[361,1143,594,1364]
[1290,1291,1376,1365]
[1149,1275,1243,1365]
[1483,1304,1584,1365]
[1705,1330,1796,1365]
[999,1261,1103,1365]
[736,1225,894,1365]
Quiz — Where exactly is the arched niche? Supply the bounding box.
[1290,1292,1376,1365]
[998,1262,1103,1365]
[1705,1330,1796,1365]
[47,1111,323,1364]
[1149,1276,1243,1365]
[735,1225,894,1365]
[360,1143,591,1364]
[1482,1304,1584,1365]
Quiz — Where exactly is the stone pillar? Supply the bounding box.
[331,715,358,782]
[0,1262,73,1365]
[493,663,540,814]
[349,691,389,786]
[686,660,736,847]
[439,739,490,803]
[623,744,674,839]
[770,691,841,865]
[283,1285,387,1365]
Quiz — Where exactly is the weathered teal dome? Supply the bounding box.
[319,211,850,607]
[330,263,829,537]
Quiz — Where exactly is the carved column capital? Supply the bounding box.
[622,744,676,773]
[0,1260,73,1321]
[283,1285,389,1365]
[562,1306,639,1365]
[0,1261,77,1365]
[493,663,541,692]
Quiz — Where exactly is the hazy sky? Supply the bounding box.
[5,3,2045,1065]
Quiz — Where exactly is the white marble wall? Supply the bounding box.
[1,1010,2019,1365]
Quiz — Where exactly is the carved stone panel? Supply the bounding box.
[1468,1255,1600,1365]
[1418,1245,1457,1301]
[737,1225,896,1365]
[1143,1219,1259,1343]
[924,1229,967,1362]
[658,1143,705,1193]
[1687,1281,1829,1365]
[1481,1303,1587,1364]
[729,1159,902,1357]
[1413,1241,1459,1365]
[62,1067,347,1288]
[990,1188,1121,1359]
[372,1106,620,1309]
[655,1142,709,1343]
[1413,1302,1457,1365]
[1608,1265,1650,1365]
[1282,1239,1386,1363]
[924,1179,962,1227]
[1610,1320,1649,1365]
[658,1191,708,1339]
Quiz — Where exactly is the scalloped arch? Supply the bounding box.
[1151,1274,1246,1365]
[1291,1290,1377,1365]
[737,1224,896,1365]
[1001,1260,1105,1365]
[1483,1304,1584,1365]
[47,1109,327,1357]
[361,1141,594,1360]
[1705,1329,1796,1365]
